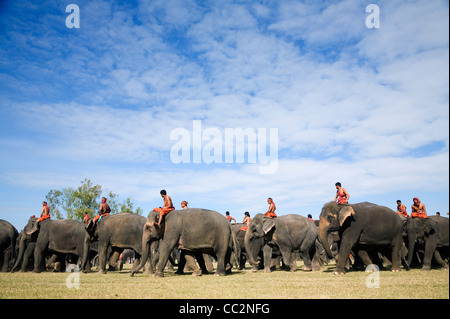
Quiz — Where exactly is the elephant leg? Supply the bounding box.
[421,237,437,271]
[22,244,35,272]
[46,253,59,271]
[1,248,12,272]
[183,251,202,276]
[108,249,122,271]
[33,243,47,273]
[357,249,372,270]
[97,242,108,274]
[433,250,448,269]
[300,236,317,271]
[334,229,360,274]
[401,243,410,270]
[273,255,282,269]
[390,238,403,272]
[214,249,227,276]
[175,251,186,274]
[301,250,313,272]
[278,245,295,272]
[154,240,177,277]
[262,244,273,273]
[194,253,209,275]
[203,253,215,273]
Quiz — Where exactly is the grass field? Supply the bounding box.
[1,262,448,299]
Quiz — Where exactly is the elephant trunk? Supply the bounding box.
[318,217,333,259]
[11,236,26,272]
[81,234,91,273]
[131,227,151,277]
[406,232,416,267]
[244,229,259,266]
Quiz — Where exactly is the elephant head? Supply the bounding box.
[130,211,163,277]
[244,214,276,266]
[12,217,38,272]
[318,202,355,259]
[405,217,438,268]
[26,218,40,236]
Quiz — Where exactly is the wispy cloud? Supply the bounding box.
[0,0,448,228]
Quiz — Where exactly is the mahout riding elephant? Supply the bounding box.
[0,219,18,272]
[405,215,449,270]
[244,214,318,272]
[131,208,237,277]
[83,213,150,274]
[19,217,87,273]
[318,201,404,274]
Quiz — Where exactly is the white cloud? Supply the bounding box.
[0,0,448,227]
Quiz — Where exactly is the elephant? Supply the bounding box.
[235,223,284,271]
[234,223,264,270]
[244,214,318,272]
[131,208,237,277]
[19,217,87,273]
[83,213,150,274]
[405,215,449,270]
[0,220,18,272]
[318,201,404,274]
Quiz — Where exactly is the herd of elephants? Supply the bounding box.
[0,201,449,277]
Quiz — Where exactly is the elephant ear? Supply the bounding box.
[338,205,355,226]
[424,218,436,235]
[262,218,276,234]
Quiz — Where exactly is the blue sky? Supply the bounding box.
[0,0,448,231]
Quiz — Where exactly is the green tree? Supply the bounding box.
[45,178,142,221]
[63,178,102,220]
[45,189,64,220]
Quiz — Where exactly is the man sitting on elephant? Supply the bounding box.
[154,190,175,226]
[411,197,427,218]
[396,200,409,217]
[92,197,111,225]
[334,182,350,204]
[239,212,251,231]
[37,201,51,223]
[265,198,277,218]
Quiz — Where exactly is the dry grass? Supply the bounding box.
[1,262,448,299]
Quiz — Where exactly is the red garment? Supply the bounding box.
[411,198,427,218]
[397,204,409,217]
[264,212,277,218]
[153,206,175,216]
[93,212,110,221]
[37,213,50,222]
[411,210,427,218]
[239,225,248,231]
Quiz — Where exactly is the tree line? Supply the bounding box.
[45,178,142,220]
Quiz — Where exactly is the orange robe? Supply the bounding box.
[264,211,277,218]
[397,204,409,217]
[153,206,175,216]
